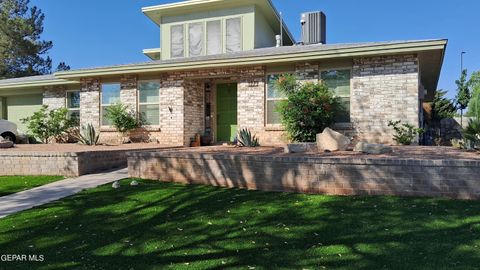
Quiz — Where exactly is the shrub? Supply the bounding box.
[463,118,480,148]
[276,76,340,142]
[388,120,425,145]
[104,103,142,135]
[72,124,100,146]
[237,128,259,147]
[21,105,75,144]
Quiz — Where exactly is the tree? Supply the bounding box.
[467,71,480,119]
[455,69,471,126]
[0,0,53,79]
[21,105,75,144]
[55,62,70,72]
[431,90,456,123]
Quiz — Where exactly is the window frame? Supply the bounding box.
[265,72,291,127]
[137,80,161,127]
[100,82,121,127]
[319,68,353,124]
[170,23,185,58]
[206,19,223,56]
[65,90,81,125]
[225,16,243,53]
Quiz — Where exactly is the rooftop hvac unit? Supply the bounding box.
[301,11,326,45]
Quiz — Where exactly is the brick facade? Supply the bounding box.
[40,53,421,146]
[43,86,67,110]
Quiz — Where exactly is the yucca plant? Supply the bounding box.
[73,124,100,146]
[464,118,480,149]
[237,128,260,147]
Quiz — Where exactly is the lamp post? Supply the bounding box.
[461,51,466,73]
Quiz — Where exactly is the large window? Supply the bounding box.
[101,83,120,126]
[320,69,351,123]
[226,17,242,53]
[266,74,288,125]
[66,91,80,125]
[206,20,222,55]
[138,81,160,126]
[188,23,204,57]
[171,24,185,58]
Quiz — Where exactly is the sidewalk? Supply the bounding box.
[0,168,128,219]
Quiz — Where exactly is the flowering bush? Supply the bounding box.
[276,75,341,142]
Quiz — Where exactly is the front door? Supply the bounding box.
[216,83,237,142]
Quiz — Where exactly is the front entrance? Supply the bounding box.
[216,83,237,142]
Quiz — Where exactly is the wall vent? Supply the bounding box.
[301,11,326,45]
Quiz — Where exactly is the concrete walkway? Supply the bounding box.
[0,168,128,219]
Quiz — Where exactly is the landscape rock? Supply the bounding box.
[316,128,351,152]
[0,141,14,149]
[284,143,317,154]
[0,136,4,141]
[354,142,393,154]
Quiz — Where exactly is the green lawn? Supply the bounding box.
[1,179,480,269]
[0,176,64,197]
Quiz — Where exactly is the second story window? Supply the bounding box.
[207,20,221,55]
[101,83,120,126]
[226,17,241,53]
[188,23,204,57]
[171,24,184,58]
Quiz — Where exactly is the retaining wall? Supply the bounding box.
[128,151,480,200]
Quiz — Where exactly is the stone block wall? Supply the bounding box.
[351,54,420,144]
[183,79,205,145]
[80,78,101,128]
[128,150,480,200]
[43,86,67,109]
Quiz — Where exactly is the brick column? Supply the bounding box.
[120,75,138,111]
[159,75,185,146]
[80,78,101,128]
[237,66,266,134]
[43,86,67,110]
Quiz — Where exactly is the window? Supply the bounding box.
[188,23,204,57]
[320,69,351,123]
[226,17,242,53]
[101,83,120,126]
[171,24,185,58]
[138,81,160,126]
[266,74,288,125]
[206,20,222,55]
[66,91,80,126]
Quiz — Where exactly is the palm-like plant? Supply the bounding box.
[464,118,480,148]
[237,128,260,147]
[73,124,100,146]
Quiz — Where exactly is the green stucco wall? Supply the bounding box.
[254,8,277,48]
[5,94,43,132]
[0,97,4,119]
[160,6,256,60]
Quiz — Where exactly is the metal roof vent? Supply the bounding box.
[301,11,326,45]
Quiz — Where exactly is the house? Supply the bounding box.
[0,0,446,146]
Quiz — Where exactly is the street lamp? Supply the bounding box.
[461,51,466,73]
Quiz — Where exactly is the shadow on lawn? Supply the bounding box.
[0,180,480,269]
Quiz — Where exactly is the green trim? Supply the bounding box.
[55,40,447,79]
[0,79,79,90]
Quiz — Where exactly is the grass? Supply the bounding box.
[0,176,65,197]
[0,179,480,269]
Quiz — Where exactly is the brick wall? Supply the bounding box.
[80,78,101,128]
[184,79,205,145]
[43,86,67,109]
[128,150,480,200]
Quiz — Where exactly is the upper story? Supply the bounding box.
[142,0,295,60]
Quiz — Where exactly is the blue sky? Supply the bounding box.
[30,0,479,98]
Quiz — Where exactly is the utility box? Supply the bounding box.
[301,11,327,45]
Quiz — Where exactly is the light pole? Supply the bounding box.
[461,51,466,73]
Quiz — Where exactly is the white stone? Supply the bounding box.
[130,180,139,186]
[354,142,393,154]
[316,128,351,152]
[0,141,14,149]
[284,143,317,154]
[112,181,120,189]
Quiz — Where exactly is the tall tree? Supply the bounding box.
[0,0,53,79]
[455,69,471,126]
[55,62,70,72]
[431,89,456,123]
[468,71,480,119]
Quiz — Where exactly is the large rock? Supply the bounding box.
[0,136,4,142]
[316,128,351,152]
[284,143,317,154]
[0,141,14,149]
[354,142,393,154]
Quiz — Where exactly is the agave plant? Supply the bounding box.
[73,123,100,146]
[237,128,260,147]
[463,118,480,149]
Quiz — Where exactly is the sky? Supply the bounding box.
[30,0,480,99]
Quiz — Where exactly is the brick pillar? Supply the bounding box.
[120,75,138,111]
[237,66,265,134]
[80,78,101,128]
[159,75,185,146]
[43,86,67,110]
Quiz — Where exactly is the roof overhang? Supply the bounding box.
[0,78,79,91]
[143,48,162,60]
[55,40,447,81]
[142,0,295,45]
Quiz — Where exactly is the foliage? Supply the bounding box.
[2,179,480,269]
[55,62,70,72]
[237,128,260,147]
[276,75,341,142]
[72,124,100,146]
[467,71,480,118]
[431,90,456,122]
[463,118,480,148]
[455,69,471,125]
[450,138,465,150]
[104,103,142,134]
[388,120,425,145]
[0,175,64,197]
[21,105,75,144]
[0,0,52,78]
